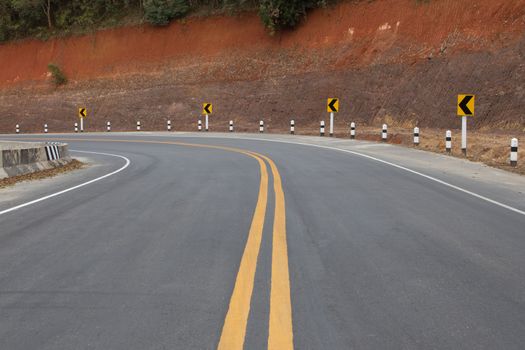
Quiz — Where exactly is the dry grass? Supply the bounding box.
[343,126,525,175]
[0,159,84,189]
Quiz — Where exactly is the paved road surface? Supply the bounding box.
[0,133,524,350]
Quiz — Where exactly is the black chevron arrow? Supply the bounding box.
[328,99,338,112]
[204,104,212,114]
[459,95,473,115]
[80,108,86,117]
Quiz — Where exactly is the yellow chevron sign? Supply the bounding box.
[327,98,339,113]
[457,95,475,116]
[203,103,213,115]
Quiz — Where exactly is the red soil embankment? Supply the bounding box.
[0,0,525,137]
[0,0,524,87]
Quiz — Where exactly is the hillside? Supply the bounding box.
[0,0,524,134]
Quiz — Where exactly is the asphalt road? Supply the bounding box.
[0,133,524,350]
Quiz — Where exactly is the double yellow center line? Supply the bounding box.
[218,151,293,350]
[19,137,294,349]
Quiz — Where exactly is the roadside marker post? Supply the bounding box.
[457,94,475,156]
[44,124,48,133]
[329,113,334,137]
[107,121,111,132]
[198,120,202,131]
[446,130,452,153]
[229,120,234,132]
[461,116,467,155]
[136,121,141,131]
[290,120,295,135]
[202,103,212,132]
[259,120,264,133]
[327,98,339,137]
[511,138,518,167]
[350,122,356,139]
[167,120,172,131]
[15,124,20,134]
[382,124,388,141]
[413,127,420,146]
[78,108,87,133]
[74,123,78,133]
[320,121,325,136]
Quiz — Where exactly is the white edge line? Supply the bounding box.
[172,134,525,217]
[0,150,131,216]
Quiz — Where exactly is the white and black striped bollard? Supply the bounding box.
[446,130,452,153]
[229,120,234,132]
[290,120,295,135]
[16,124,20,134]
[74,123,78,133]
[167,120,172,131]
[320,121,325,137]
[198,120,202,131]
[413,127,420,146]
[259,121,264,133]
[44,124,48,133]
[510,138,518,167]
[107,122,111,132]
[382,124,388,141]
[350,122,356,139]
[136,121,141,131]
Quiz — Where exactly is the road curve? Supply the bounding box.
[0,133,524,350]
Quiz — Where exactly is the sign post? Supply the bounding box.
[78,108,87,133]
[202,103,212,132]
[457,95,475,156]
[327,98,339,137]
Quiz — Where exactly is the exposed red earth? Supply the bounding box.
[0,0,524,172]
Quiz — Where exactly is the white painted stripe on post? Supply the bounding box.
[414,127,420,145]
[446,130,452,152]
[510,138,518,166]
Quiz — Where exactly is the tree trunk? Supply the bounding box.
[42,0,52,29]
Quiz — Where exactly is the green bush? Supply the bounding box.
[143,0,190,26]
[47,63,68,86]
[259,0,326,33]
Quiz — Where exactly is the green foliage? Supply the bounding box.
[143,0,190,26]
[259,0,326,32]
[47,63,67,86]
[0,0,330,42]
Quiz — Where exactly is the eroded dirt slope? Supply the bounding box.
[0,0,524,134]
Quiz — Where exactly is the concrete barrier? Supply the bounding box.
[0,141,70,179]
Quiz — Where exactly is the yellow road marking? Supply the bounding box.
[257,154,294,350]
[217,154,268,350]
[21,137,294,349]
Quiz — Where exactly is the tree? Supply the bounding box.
[143,0,189,26]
